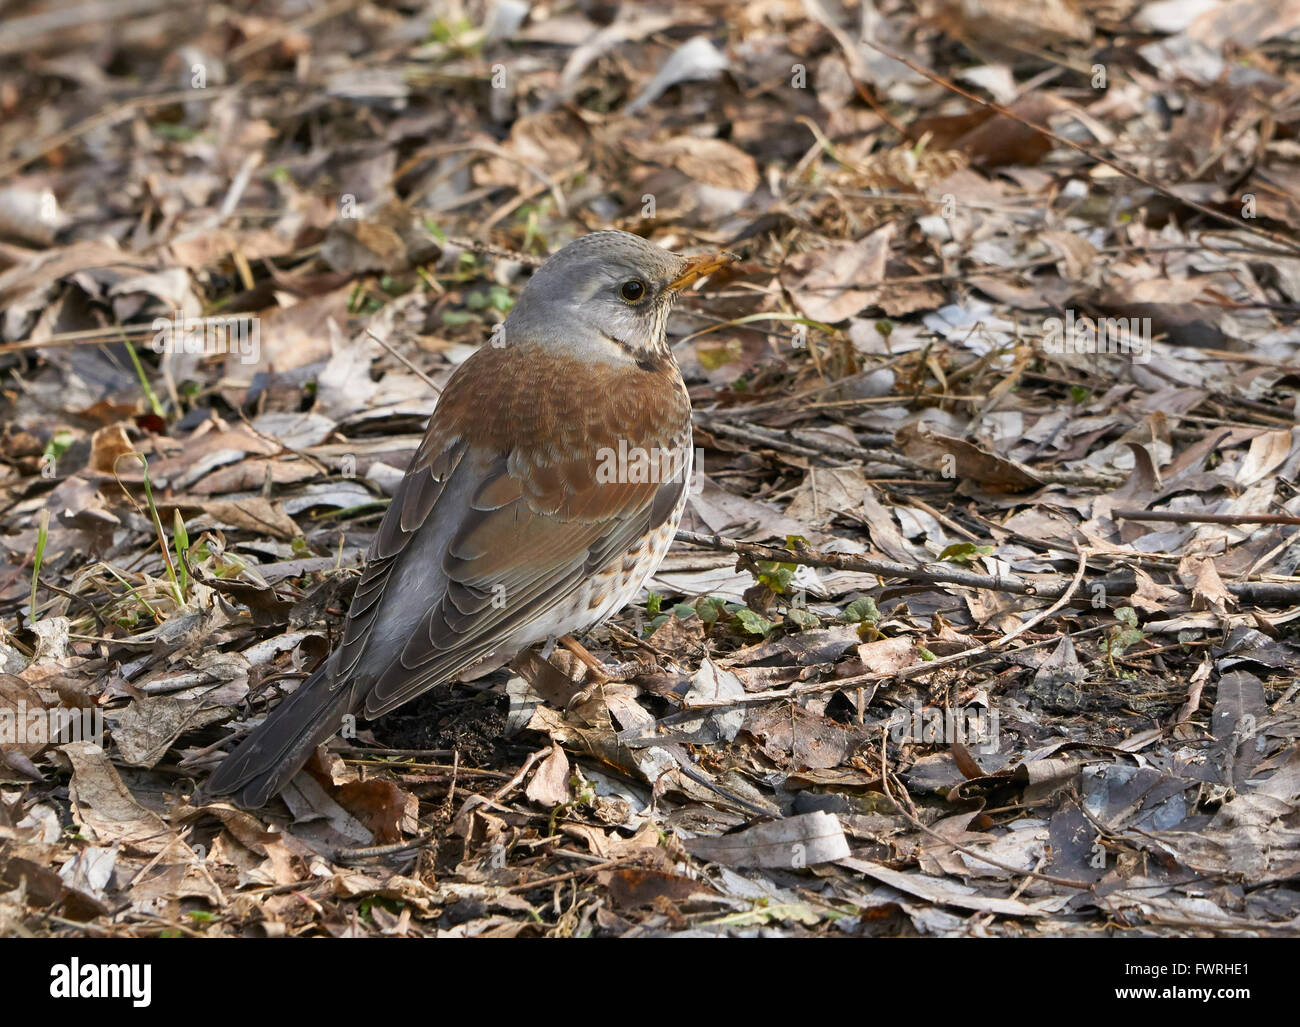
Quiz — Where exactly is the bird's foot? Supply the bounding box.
[511,637,658,711]
[558,634,656,684]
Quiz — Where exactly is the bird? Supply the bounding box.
[205,230,733,807]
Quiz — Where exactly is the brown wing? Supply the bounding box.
[327,423,468,696]
[334,342,692,719]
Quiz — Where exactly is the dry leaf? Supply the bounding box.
[784,224,896,323]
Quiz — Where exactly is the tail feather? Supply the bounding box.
[204,663,354,807]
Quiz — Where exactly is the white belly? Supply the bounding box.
[501,446,692,650]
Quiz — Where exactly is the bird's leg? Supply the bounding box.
[509,647,589,708]
[557,634,648,683]
[558,634,614,682]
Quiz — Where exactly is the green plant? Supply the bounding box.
[115,453,186,606]
[41,430,73,470]
[1104,607,1145,673]
[119,329,166,418]
[839,597,879,624]
[29,508,49,624]
[100,562,163,624]
[172,509,190,601]
[938,542,994,566]
[732,606,777,636]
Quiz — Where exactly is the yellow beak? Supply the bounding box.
[667,250,737,292]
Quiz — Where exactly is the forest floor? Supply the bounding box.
[1,0,1299,936]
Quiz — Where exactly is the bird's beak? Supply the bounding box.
[666,250,737,293]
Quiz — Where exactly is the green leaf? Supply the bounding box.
[697,339,743,370]
[152,122,199,142]
[756,561,795,594]
[30,509,49,624]
[172,509,190,600]
[733,608,777,637]
[756,540,807,594]
[938,542,994,566]
[172,509,190,551]
[785,607,820,630]
[1110,629,1143,655]
[42,430,74,465]
[695,596,726,624]
[1107,609,1145,658]
[839,597,879,624]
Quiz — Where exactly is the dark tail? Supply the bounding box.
[203,661,354,807]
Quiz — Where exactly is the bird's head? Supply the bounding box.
[502,230,733,361]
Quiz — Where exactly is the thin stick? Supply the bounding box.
[673,528,1300,606]
[365,329,443,393]
[1114,510,1300,526]
[0,87,235,180]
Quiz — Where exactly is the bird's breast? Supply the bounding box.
[428,342,692,521]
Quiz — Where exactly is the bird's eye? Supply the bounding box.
[618,279,647,303]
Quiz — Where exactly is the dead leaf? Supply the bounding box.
[1178,553,1236,614]
[1236,430,1294,487]
[628,136,759,193]
[525,742,571,806]
[685,810,850,868]
[895,423,1043,493]
[0,673,50,761]
[61,741,178,855]
[784,224,896,323]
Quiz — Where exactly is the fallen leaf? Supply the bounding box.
[686,811,850,868]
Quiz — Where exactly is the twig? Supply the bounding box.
[335,829,437,863]
[489,748,549,804]
[365,329,443,393]
[675,529,1063,598]
[673,529,1300,606]
[1114,510,1300,527]
[227,0,357,63]
[503,857,626,894]
[0,0,172,57]
[0,87,236,180]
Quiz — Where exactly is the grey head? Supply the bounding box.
[501,229,731,362]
